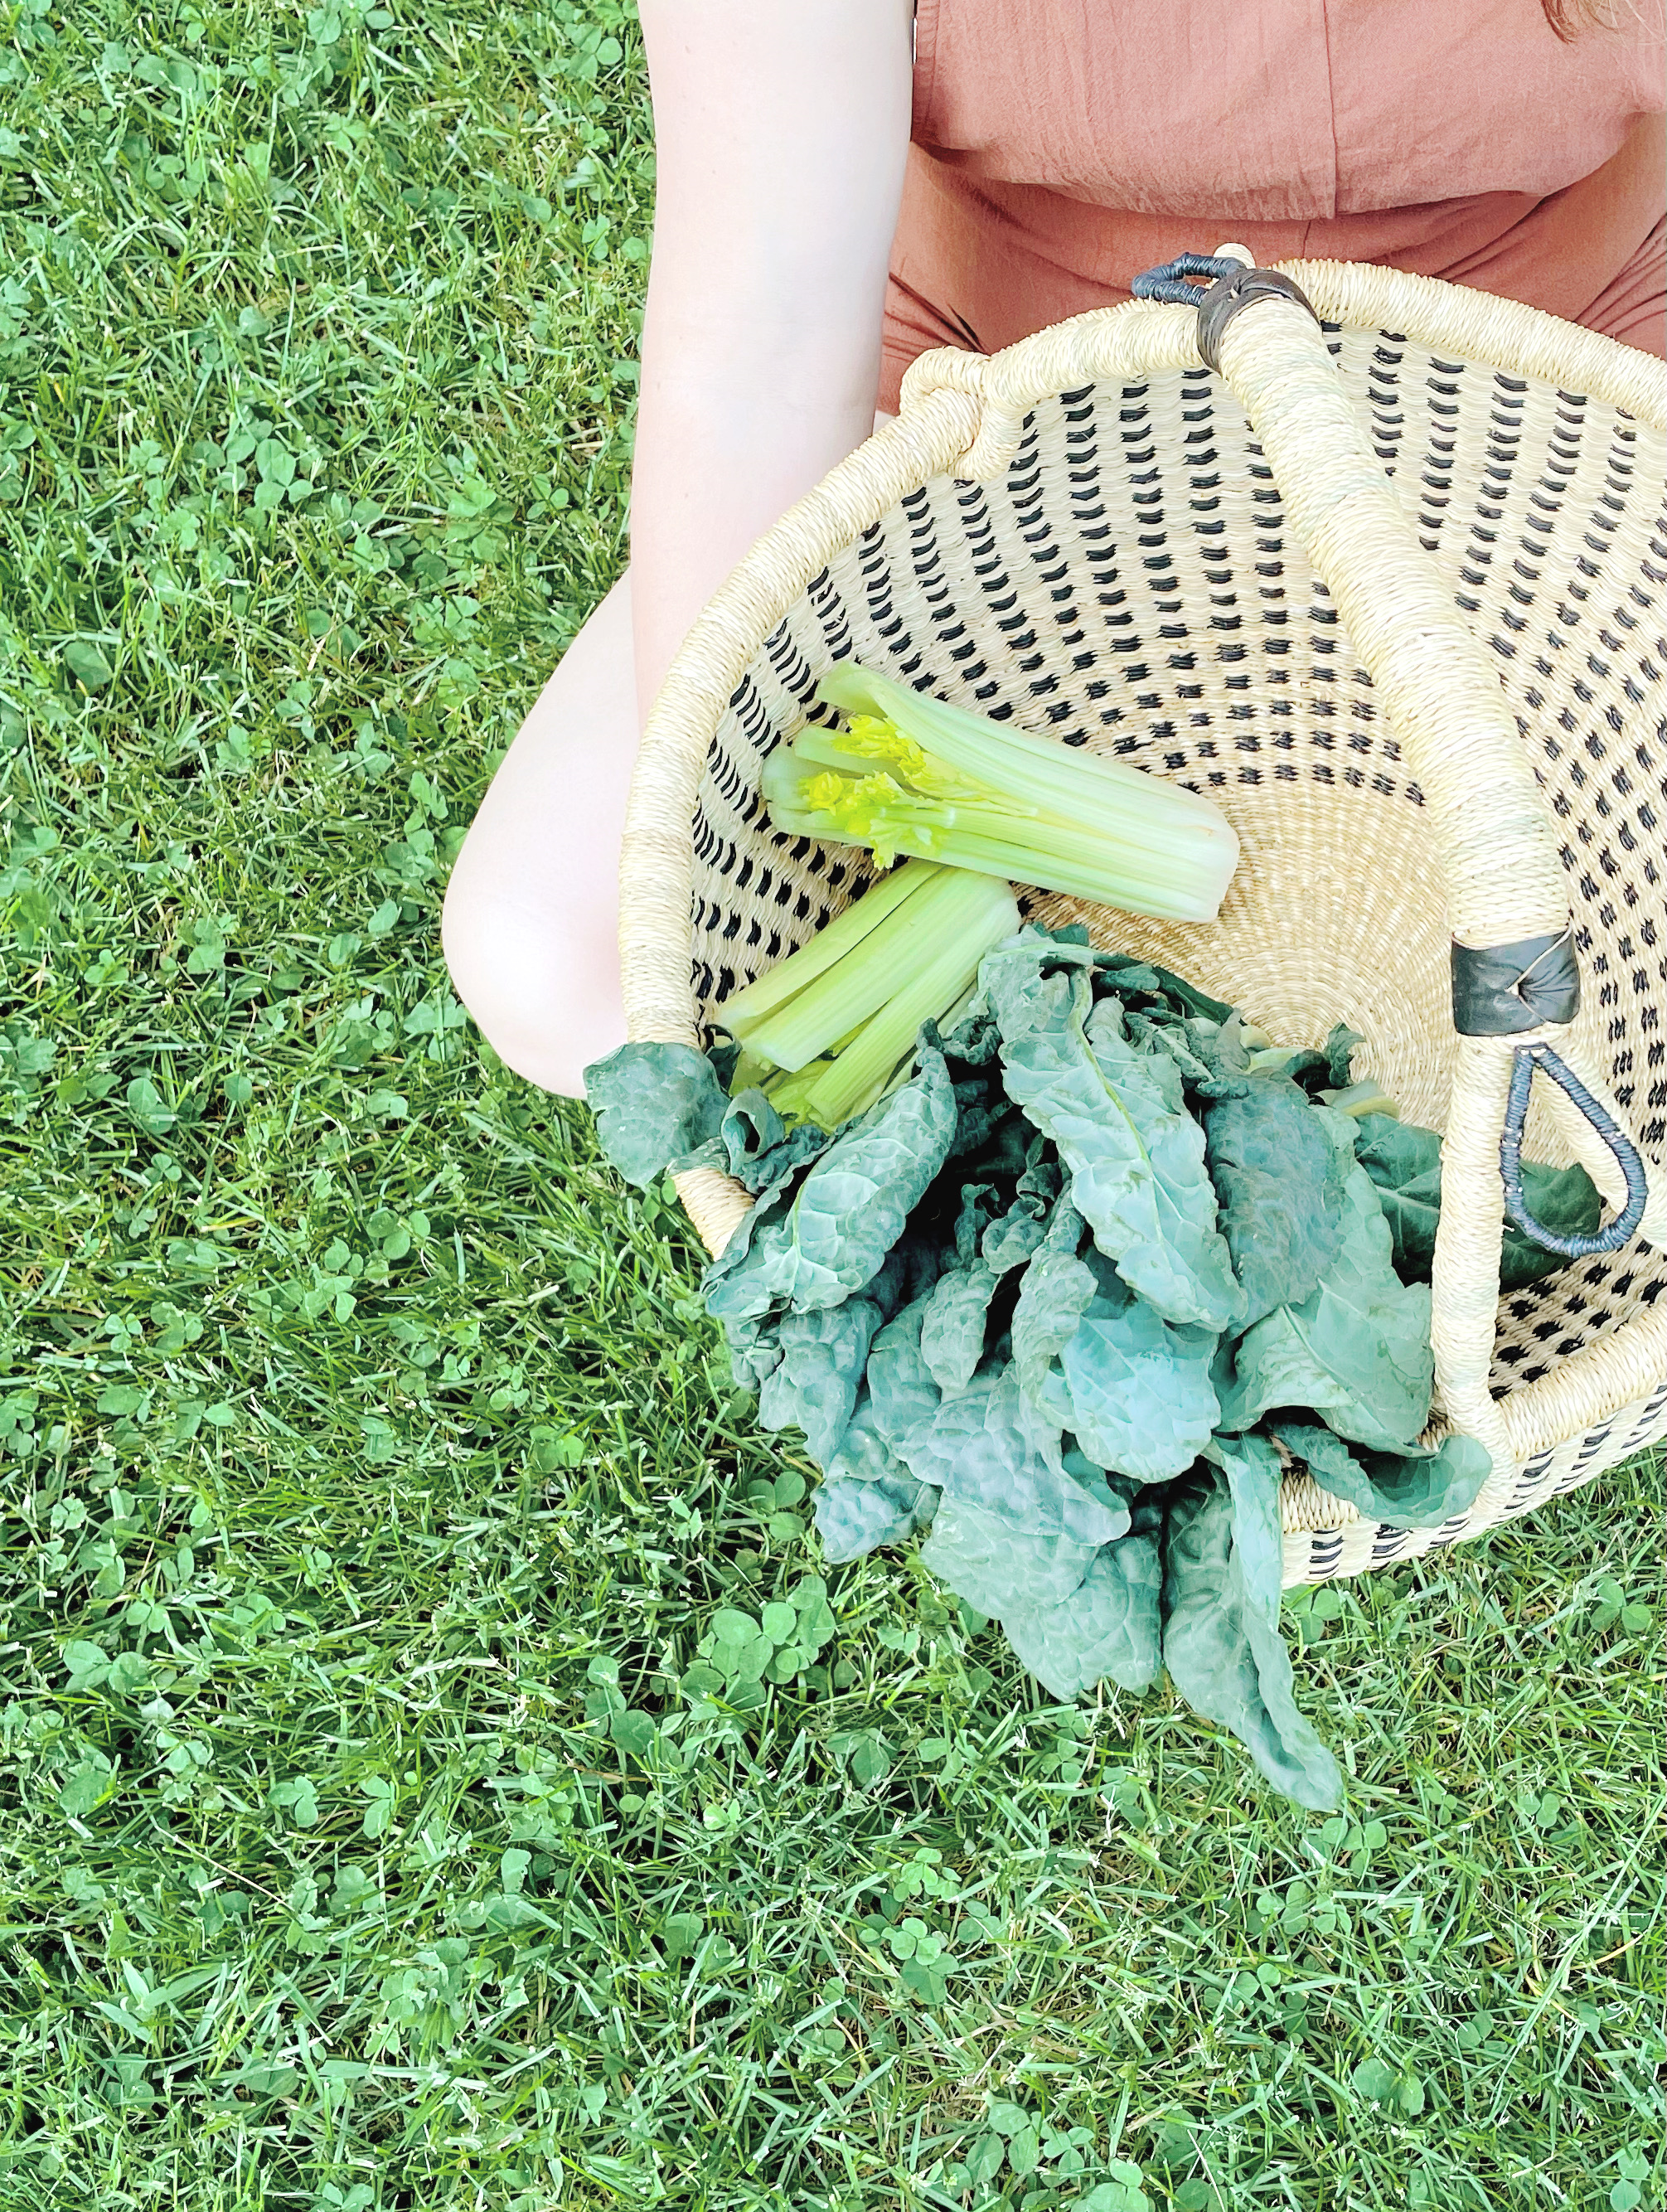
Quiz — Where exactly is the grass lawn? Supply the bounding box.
[0,2,1662,2206]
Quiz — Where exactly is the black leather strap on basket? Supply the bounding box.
[1132,254,1321,371]
[1500,1041,1649,1257]
[1451,928,1581,1036]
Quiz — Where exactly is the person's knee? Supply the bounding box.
[440,570,636,1098]
[442,869,623,1100]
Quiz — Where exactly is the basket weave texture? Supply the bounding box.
[618,260,1667,1588]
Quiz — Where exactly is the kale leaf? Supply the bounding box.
[988,961,1242,1330]
[702,1046,957,1321]
[1060,1299,1220,1485]
[1003,1535,1163,1699]
[1161,1441,1344,1811]
[1215,1142,1433,1451]
[1322,1021,1365,1089]
[822,1395,903,1484]
[1352,1113,1602,1293]
[1204,1079,1350,1326]
[898,1373,1127,1546]
[720,1088,831,1193]
[814,1469,938,1565]
[981,1183,1054,1275]
[1010,1201,1097,1418]
[919,1496,1101,1616]
[757,1300,883,1469]
[865,1293,943,1448]
[1270,1420,1492,1528]
[584,1040,729,1188]
[918,1259,1001,1395]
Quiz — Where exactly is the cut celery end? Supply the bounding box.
[762,1057,835,1123]
[728,1048,773,1096]
[742,863,1015,1073]
[802,877,1019,1125]
[1320,1079,1401,1119]
[720,856,938,1039]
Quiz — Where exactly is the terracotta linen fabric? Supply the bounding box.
[880,0,1667,408]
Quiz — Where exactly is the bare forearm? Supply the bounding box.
[631,332,888,726]
[630,0,913,725]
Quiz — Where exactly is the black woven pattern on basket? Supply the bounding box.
[686,337,1666,1414]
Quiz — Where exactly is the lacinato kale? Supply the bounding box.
[584,925,1593,1810]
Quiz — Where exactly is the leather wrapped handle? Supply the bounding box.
[1501,1043,1650,1258]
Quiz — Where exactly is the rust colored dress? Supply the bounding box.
[880,0,1666,409]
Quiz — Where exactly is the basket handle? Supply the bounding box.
[1132,247,1573,960]
[1137,248,1667,1472]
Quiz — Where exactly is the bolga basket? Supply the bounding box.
[617,250,1667,1589]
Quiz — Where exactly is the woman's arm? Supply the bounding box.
[632,0,914,725]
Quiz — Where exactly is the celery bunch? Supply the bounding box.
[720,859,1019,1130]
[761,662,1239,924]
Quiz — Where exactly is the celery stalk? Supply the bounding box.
[720,857,941,1037]
[759,662,1240,923]
[729,863,1020,1133]
[763,803,1231,922]
[761,1058,836,1120]
[802,872,1019,1127]
[820,663,1221,830]
[741,864,1012,1073]
[1320,1079,1401,1119]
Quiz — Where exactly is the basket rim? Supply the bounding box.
[620,259,1666,1112]
[899,255,1667,481]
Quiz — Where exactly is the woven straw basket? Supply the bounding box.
[618,253,1667,1589]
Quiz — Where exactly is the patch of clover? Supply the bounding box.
[682,1575,837,1710]
[854,1847,973,2006]
[938,2089,1151,2203]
